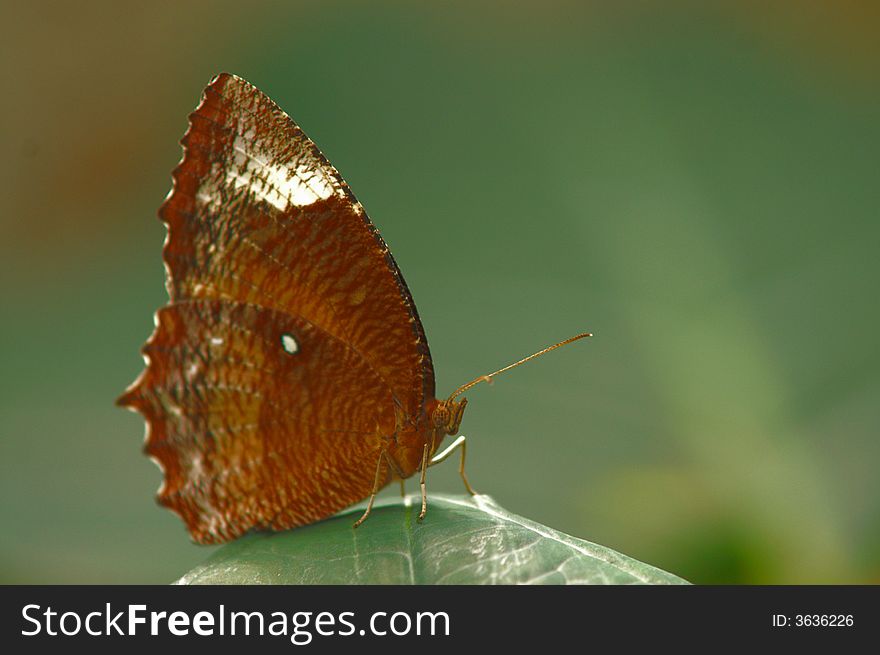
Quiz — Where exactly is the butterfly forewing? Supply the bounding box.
[119,73,435,542]
[160,73,433,412]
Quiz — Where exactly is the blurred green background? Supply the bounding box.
[1,1,878,584]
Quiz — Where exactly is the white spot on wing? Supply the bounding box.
[189,453,205,485]
[210,336,224,346]
[226,134,336,210]
[281,333,299,355]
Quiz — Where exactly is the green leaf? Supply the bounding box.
[175,494,688,585]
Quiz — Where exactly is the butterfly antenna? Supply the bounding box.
[446,332,592,403]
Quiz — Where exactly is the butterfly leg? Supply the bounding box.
[428,435,477,495]
[353,449,391,529]
[417,443,431,521]
[399,479,406,497]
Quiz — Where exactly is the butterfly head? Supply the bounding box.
[431,397,468,436]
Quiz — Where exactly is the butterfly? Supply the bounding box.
[118,73,589,544]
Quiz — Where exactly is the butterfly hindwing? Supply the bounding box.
[120,299,398,543]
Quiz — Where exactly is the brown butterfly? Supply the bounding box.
[118,73,589,544]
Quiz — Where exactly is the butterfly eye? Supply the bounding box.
[280,333,300,355]
[432,404,450,428]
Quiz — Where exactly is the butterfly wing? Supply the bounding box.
[122,299,399,542]
[119,73,434,542]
